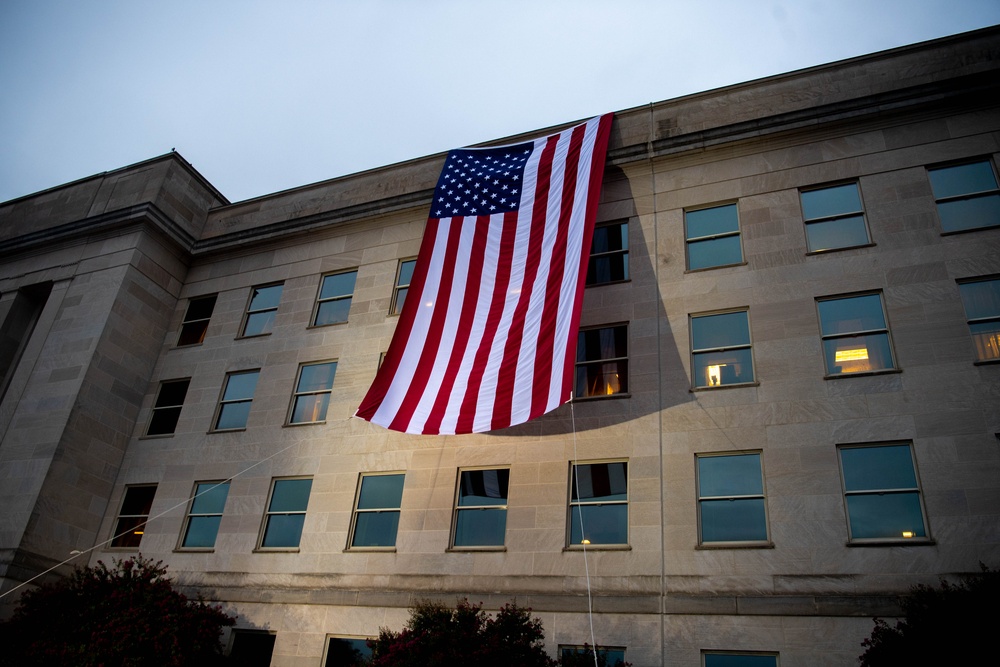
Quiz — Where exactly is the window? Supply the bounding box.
[287,361,337,424]
[560,646,627,666]
[176,294,217,346]
[0,282,51,402]
[703,651,779,667]
[391,259,416,315]
[180,481,230,549]
[927,160,1000,233]
[569,461,628,546]
[816,293,896,376]
[800,182,870,252]
[586,220,629,285]
[452,468,509,548]
[575,325,628,398]
[227,630,276,667]
[240,283,283,337]
[690,310,754,387]
[838,443,928,542]
[145,379,190,436]
[258,477,312,549]
[685,203,742,270]
[349,473,404,548]
[697,453,769,545]
[110,485,156,548]
[958,278,1000,362]
[313,270,358,326]
[213,370,260,431]
[325,637,373,667]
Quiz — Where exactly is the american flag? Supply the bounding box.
[356,113,613,435]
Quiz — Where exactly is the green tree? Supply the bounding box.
[368,599,558,667]
[859,564,997,666]
[0,555,235,667]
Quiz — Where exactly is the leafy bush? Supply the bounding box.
[0,555,235,667]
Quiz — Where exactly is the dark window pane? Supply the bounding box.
[216,401,252,430]
[701,498,768,542]
[154,380,189,408]
[297,363,337,392]
[190,482,230,514]
[587,253,629,284]
[242,310,276,337]
[698,455,763,497]
[185,295,217,321]
[326,638,371,667]
[458,469,509,506]
[320,272,358,300]
[801,184,862,219]
[111,516,147,548]
[562,647,626,666]
[937,194,1000,232]
[687,235,742,270]
[691,312,750,349]
[704,654,778,667]
[693,347,754,387]
[569,504,627,545]
[573,463,628,501]
[352,511,400,547]
[315,298,352,325]
[182,516,222,548]
[577,327,627,362]
[120,486,156,515]
[817,295,886,335]
[291,393,330,423]
[269,479,312,512]
[229,631,275,667]
[686,204,738,237]
[959,280,1000,320]
[591,223,628,253]
[222,372,259,401]
[261,513,306,547]
[248,284,283,311]
[928,161,998,199]
[358,475,404,509]
[177,320,210,346]
[846,492,926,539]
[822,333,894,374]
[805,215,869,252]
[454,508,507,546]
[841,445,917,491]
[146,406,182,435]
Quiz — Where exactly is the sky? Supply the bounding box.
[2,1,999,204]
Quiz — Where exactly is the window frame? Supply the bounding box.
[567,460,629,549]
[586,219,630,286]
[256,476,312,551]
[286,360,338,425]
[238,282,284,338]
[177,480,230,551]
[449,467,510,551]
[836,442,931,545]
[144,378,190,437]
[957,276,1000,364]
[211,369,260,432]
[348,472,405,551]
[799,181,872,253]
[695,451,771,547]
[815,292,897,378]
[109,484,157,549]
[390,258,417,316]
[927,158,1000,234]
[176,294,217,347]
[684,202,744,271]
[702,650,780,667]
[311,269,358,327]
[574,323,629,400]
[689,309,756,389]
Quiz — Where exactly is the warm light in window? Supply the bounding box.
[581,539,591,545]
[134,530,144,535]
[835,348,869,362]
[707,364,725,386]
[902,531,914,538]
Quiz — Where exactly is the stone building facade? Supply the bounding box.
[1,27,998,666]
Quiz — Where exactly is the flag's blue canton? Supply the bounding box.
[431,141,533,218]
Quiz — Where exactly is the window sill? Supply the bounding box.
[973,358,1000,366]
[846,538,935,547]
[173,342,205,350]
[345,547,397,553]
[235,333,273,340]
[823,368,901,380]
[690,381,759,392]
[306,321,349,330]
[684,261,747,274]
[572,392,630,402]
[447,546,507,553]
[209,427,247,434]
[696,541,774,550]
[941,223,1000,236]
[806,242,875,255]
[174,547,215,553]
[563,544,631,552]
[139,433,176,440]
[253,547,301,553]
[283,420,327,427]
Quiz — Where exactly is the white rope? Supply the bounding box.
[569,394,599,667]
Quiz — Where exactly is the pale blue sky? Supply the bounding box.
[2,1,998,204]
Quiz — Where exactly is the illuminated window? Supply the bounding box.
[685,203,742,270]
[800,182,870,252]
[586,220,629,285]
[702,651,779,667]
[324,636,373,667]
[575,325,628,398]
[180,481,230,549]
[690,310,754,388]
[697,452,769,545]
[838,443,928,542]
[349,473,405,549]
[560,646,627,666]
[927,160,1000,233]
[212,370,260,431]
[287,361,337,424]
[391,259,417,315]
[110,485,156,548]
[452,469,509,548]
[816,293,896,376]
[569,461,628,546]
[958,278,1000,362]
[258,477,312,549]
[240,283,283,337]
[313,270,357,326]
[145,379,190,436]
[177,294,217,346]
